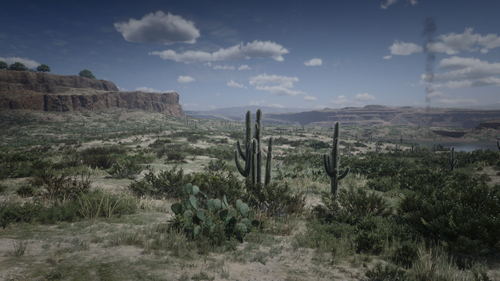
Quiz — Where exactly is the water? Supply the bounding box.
[380,140,499,152]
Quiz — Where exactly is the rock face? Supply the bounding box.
[0,70,184,118]
[0,69,118,93]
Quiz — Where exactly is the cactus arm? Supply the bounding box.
[236,140,246,161]
[264,136,274,187]
[255,122,261,184]
[338,166,350,180]
[234,146,251,177]
[323,154,335,178]
[497,141,500,151]
[449,147,458,171]
[251,138,257,185]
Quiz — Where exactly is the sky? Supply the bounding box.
[1,0,500,112]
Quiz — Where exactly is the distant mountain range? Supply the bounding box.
[184,104,500,128]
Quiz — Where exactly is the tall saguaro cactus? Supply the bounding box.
[323,122,350,197]
[234,109,274,188]
[449,147,458,171]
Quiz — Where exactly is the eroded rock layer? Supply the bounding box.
[0,70,184,117]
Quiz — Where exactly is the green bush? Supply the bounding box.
[107,158,143,179]
[0,183,6,194]
[15,185,36,198]
[29,169,92,201]
[397,171,500,257]
[366,176,399,192]
[0,201,43,230]
[390,240,419,269]
[365,261,408,281]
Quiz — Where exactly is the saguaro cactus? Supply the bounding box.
[323,122,350,197]
[497,141,500,151]
[449,147,458,171]
[234,109,274,188]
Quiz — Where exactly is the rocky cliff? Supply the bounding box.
[0,69,184,117]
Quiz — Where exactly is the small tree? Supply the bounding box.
[37,64,51,73]
[79,69,96,79]
[9,62,28,71]
[0,61,7,70]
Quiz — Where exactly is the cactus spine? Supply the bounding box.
[234,109,274,188]
[323,122,350,197]
[449,147,458,171]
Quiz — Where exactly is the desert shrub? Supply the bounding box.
[0,201,44,230]
[390,240,419,269]
[308,140,330,150]
[242,178,307,218]
[107,158,143,179]
[396,166,446,192]
[314,186,393,225]
[148,138,172,148]
[29,169,92,201]
[366,176,399,192]
[15,185,36,197]
[396,171,500,257]
[354,214,394,254]
[365,261,408,281]
[353,141,368,148]
[0,183,6,194]
[166,151,185,162]
[75,189,137,219]
[35,199,80,224]
[128,165,188,199]
[281,151,323,168]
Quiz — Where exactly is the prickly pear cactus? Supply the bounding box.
[170,183,265,242]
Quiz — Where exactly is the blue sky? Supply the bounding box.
[1,0,500,111]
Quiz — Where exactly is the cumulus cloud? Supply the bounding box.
[383,55,392,59]
[0,57,40,68]
[178,75,195,83]
[249,100,260,105]
[227,80,247,89]
[213,65,235,70]
[390,28,500,58]
[303,95,317,101]
[426,91,449,99]
[181,103,198,107]
[136,86,162,92]
[434,98,478,106]
[238,65,251,70]
[381,0,418,9]
[304,58,322,66]
[354,93,376,101]
[268,103,285,108]
[388,40,423,55]
[114,11,200,45]
[421,56,500,83]
[149,40,289,64]
[249,73,307,96]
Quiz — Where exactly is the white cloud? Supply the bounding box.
[354,93,376,101]
[426,91,449,99]
[381,0,398,9]
[389,40,423,55]
[478,33,500,49]
[213,65,235,70]
[118,87,128,91]
[205,62,211,67]
[268,103,285,108]
[149,50,212,63]
[149,40,289,64]
[249,73,307,96]
[178,75,195,83]
[338,95,346,99]
[434,98,478,106]
[0,57,40,68]
[304,58,322,66]
[207,105,216,110]
[303,95,317,101]
[383,55,392,59]
[114,11,200,45]
[136,86,162,92]
[422,56,500,83]
[381,0,418,9]
[238,65,251,70]
[216,93,220,96]
[181,102,198,107]
[249,100,260,105]
[227,80,247,89]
